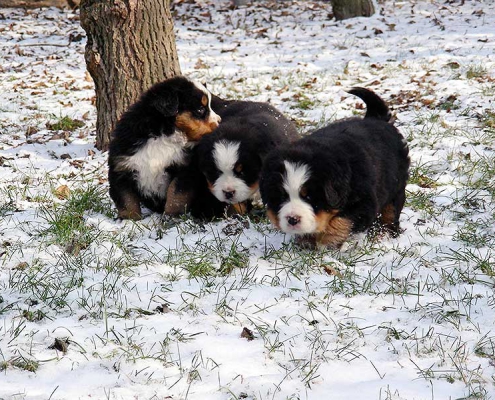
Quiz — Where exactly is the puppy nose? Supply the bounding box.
[287,215,300,226]
[223,190,235,200]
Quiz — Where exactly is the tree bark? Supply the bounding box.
[331,0,375,21]
[80,0,181,151]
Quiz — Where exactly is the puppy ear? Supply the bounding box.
[324,182,341,208]
[152,93,179,117]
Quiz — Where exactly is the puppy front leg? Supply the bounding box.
[114,189,142,220]
[295,234,318,249]
[227,202,250,216]
[165,177,195,216]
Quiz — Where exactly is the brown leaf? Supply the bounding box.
[322,264,343,278]
[48,338,69,353]
[155,304,171,314]
[276,85,289,95]
[446,61,460,69]
[25,126,38,137]
[54,185,70,200]
[241,327,254,341]
[14,262,29,270]
[194,58,208,70]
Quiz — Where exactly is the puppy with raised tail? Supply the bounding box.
[108,76,221,220]
[260,87,410,248]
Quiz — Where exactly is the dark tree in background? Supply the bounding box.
[330,0,375,20]
[80,0,181,151]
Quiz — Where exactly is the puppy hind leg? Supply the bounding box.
[379,203,398,236]
[380,190,406,237]
[115,189,142,220]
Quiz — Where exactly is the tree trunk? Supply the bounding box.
[80,0,181,151]
[331,0,375,21]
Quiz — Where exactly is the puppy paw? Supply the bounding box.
[226,202,250,216]
[295,234,317,250]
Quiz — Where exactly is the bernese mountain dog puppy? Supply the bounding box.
[108,76,221,220]
[194,101,300,213]
[259,87,410,249]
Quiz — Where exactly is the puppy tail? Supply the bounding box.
[347,87,392,122]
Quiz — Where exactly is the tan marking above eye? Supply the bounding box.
[234,163,243,173]
[201,95,208,106]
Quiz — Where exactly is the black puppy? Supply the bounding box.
[108,76,221,220]
[165,100,299,218]
[197,101,299,206]
[260,87,410,248]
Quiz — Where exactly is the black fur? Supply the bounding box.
[260,87,410,246]
[347,87,392,122]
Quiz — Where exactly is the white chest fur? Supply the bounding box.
[120,131,189,199]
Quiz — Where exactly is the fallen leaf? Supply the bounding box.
[55,185,70,200]
[322,264,343,278]
[241,327,254,341]
[49,338,69,353]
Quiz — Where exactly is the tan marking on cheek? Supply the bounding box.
[314,209,339,233]
[315,216,353,249]
[175,111,217,141]
[201,95,208,106]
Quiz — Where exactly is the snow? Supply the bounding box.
[1,1,495,399]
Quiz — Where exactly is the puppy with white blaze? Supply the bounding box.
[108,76,221,220]
[211,140,253,203]
[195,101,299,213]
[260,87,410,249]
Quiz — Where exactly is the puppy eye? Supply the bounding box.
[234,163,243,176]
[300,188,310,201]
[195,106,206,116]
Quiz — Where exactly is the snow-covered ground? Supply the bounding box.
[1,1,495,399]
